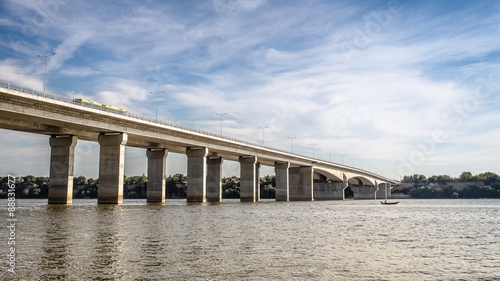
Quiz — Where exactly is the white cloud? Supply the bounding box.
[0,59,42,89]
[59,66,99,77]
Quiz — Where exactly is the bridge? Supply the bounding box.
[0,80,396,204]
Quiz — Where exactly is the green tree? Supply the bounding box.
[460,185,499,198]
[482,172,500,185]
[166,173,187,198]
[402,175,412,183]
[442,186,458,198]
[459,171,473,181]
[436,175,453,185]
[409,183,442,199]
[427,175,438,184]
[74,175,87,185]
[261,184,275,198]
[32,188,41,196]
[23,175,36,183]
[222,177,240,198]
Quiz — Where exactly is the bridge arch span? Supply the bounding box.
[313,168,343,182]
[346,175,375,186]
[313,167,378,187]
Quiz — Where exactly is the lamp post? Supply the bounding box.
[360,161,365,170]
[288,136,296,153]
[340,154,346,165]
[327,149,334,162]
[150,90,164,121]
[258,126,268,146]
[37,52,55,95]
[310,144,317,158]
[216,112,228,136]
[350,157,356,167]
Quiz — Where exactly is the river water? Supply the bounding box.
[1,199,499,280]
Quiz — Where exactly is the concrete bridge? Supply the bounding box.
[0,80,396,204]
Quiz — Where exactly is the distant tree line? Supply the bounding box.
[4,171,498,200]
[0,174,277,199]
[400,171,500,199]
[0,175,50,199]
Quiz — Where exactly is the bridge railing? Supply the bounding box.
[0,79,392,181]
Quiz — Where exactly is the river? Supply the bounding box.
[1,199,499,280]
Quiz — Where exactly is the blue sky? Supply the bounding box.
[1,0,499,179]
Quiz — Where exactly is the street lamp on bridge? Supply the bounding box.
[216,112,228,136]
[327,149,334,162]
[150,90,164,121]
[288,136,296,153]
[310,144,317,158]
[37,52,55,95]
[258,126,268,146]
[340,154,346,165]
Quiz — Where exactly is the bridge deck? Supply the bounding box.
[0,80,395,185]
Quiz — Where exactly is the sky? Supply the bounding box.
[0,0,499,180]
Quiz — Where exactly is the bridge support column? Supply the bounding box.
[274,162,289,201]
[314,181,348,200]
[378,183,392,199]
[376,183,388,200]
[186,147,208,203]
[255,162,261,201]
[98,133,127,204]
[289,166,313,201]
[48,135,77,204]
[146,149,167,203]
[351,185,378,200]
[239,156,257,202]
[206,157,223,202]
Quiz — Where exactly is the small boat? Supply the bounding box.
[380,184,399,205]
[380,200,399,205]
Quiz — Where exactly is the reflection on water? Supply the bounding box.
[2,199,499,280]
[41,206,72,280]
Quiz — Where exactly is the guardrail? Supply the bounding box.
[0,79,393,181]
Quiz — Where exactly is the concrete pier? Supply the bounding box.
[274,162,289,201]
[376,183,392,199]
[314,181,348,200]
[146,149,167,203]
[239,156,257,202]
[289,166,314,201]
[255,162,261,201]
[98,133,128,204]
[48,135,77,204]
[350,185,378,200]
[206,157,223,202]
[376,183,385,200]
[186,147,208,203]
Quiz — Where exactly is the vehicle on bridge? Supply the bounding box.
[73,98,127,114]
